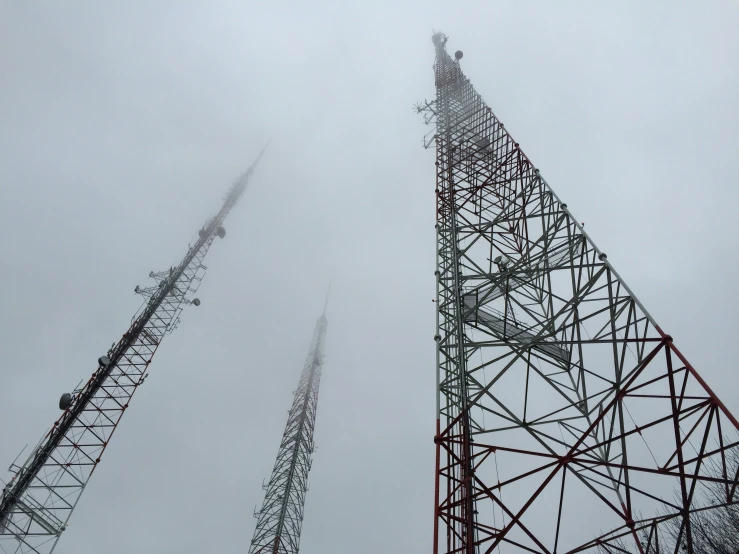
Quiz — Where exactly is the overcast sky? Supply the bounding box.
[1,2,738,553]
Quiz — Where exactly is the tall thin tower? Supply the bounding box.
[419,33,739,553]
[0,148,266,554]
[249,302,328,554]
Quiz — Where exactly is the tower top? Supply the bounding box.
[431,31,447,48]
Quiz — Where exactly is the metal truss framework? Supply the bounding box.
[0,148,266,554]
[419,33,739,553]
[249,310,328,554]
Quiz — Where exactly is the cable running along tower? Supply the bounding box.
[418,33,739,553]
[249,305,328,554]
[0,148,266,554]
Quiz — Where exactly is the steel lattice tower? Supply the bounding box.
[249,305,328,554]
[0,148,266,554]
[418,33,739,553]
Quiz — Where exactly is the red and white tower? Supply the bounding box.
[419,33,739,553]
[0,148,266,554]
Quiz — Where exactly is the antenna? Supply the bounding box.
[425,32,739,554]
[0,148,266,554]
[249,309,329,553]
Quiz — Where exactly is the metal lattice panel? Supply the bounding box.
[249,313,327,554]
[0,148,266,554]
[420,33,739,553]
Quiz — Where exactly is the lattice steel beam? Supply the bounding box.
[249,306,328,554]
[419,33,739,553]
[0,147,266,554]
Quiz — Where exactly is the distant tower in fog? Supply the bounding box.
[0,148,267,554]
[249,304,328,554]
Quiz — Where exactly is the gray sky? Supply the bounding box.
[1,2,738,553]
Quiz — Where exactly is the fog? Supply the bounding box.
[1,2,737,553]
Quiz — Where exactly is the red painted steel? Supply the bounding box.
[422,32,739,553]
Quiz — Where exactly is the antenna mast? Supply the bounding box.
[420,33,739,553]
[0,147,266,554]
[249,309,328,554]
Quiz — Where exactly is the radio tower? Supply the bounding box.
[0,147,266,554]
[249,299,328,554]
[417,33,739,553]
